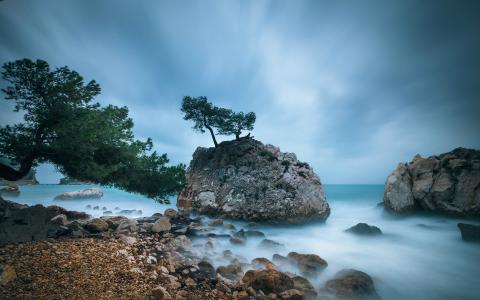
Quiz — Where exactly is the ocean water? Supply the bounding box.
[3,184,480,300]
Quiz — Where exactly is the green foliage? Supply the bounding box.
[0,59,185,203]
[181,96,256,146]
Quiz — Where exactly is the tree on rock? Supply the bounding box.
[0,59,185,203]
[181,96,256,146]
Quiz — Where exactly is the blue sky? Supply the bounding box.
[1,0,479,184]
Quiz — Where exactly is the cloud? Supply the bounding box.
[0,0,479,184]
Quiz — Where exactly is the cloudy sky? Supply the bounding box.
[1,0,479,184]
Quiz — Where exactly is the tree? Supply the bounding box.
[181,96,256,146]
[0,59,185,203]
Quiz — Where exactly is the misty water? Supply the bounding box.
[4,184,480,300]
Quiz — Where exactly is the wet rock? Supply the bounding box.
[101,206,107,211]
[119,209,136,215]
[252,258,277,270]
[50,214,68,226]
[192,260,216,280]
[230,236,245,245]
[177,138,330,223]
[217,263,246,281]
[0,264,16,285]
[0,185,20,196]
[86,205,92,209]
[242,269,294,294]
[54,188,103,200]
[65,210,89,220]
[118,234,137,245]
[93,206,99,210]
[457,223,480,242]
[85,218,109,233]
[151,286,172,300]
[346,223,382,236]
[103,210,113,215]
[223,223,236,230]
[384,148,480,216]
[246,230,265,237]
[287,252,327,276]
[102,216,129,230]
[209,218,224,226]
[279,289,305,300]
[292,276,316,298]
[163,208,178,219]
[272,254,289,265]
[259,239,284,249]
[115,219,138,234]
[152,217,172,233]
[323,269,381,300]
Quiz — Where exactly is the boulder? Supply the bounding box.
[384,148,480,216]
[152,217,171,233]
[322,269,381,300]
[54,188,103,200]
[346,223,382,236]
[191,261,216,280]
[292,276,317,298]
[85,218,109,233]
[49,214,68,226]
[0,264,16,285]
[0,185,20,196]
[151,286,172,300]
[177,138,330,223]
[115,219,138,234]
[242,269,294,294]
[252,257,277,270]
[163,208,178,219]
[287,252,328,276]
[217,263,246,281]
[259,239,284,249]
[279,289,306,300]
[457,223,480,242]
[0,198,82,243]
[102,216,129,230]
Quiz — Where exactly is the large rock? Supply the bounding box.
[457,223,480,242]
[384,148,480,216]
[0,198,84,243]
[54,188,103,200]
[177,138,330,223]
[346,223,382,236]
[287,252,328,276]
[0,264,16,285]
[241,269,294,294]
[322,269,381,300]
[84,218,109,233]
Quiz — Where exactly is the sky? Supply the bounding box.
[0,0,479,184]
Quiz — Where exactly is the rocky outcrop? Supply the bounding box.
[54,188,103,200]
[383,148,480,216]
[177,138,330,223]
[0,198,87,243]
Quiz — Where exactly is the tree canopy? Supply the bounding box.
[0,59,185,203]
[181,96,256,147]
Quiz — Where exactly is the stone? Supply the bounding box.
[152,217,172,233]
[272,254,289,265]
[223,223,236,230]
[287,252,327,276]
[119,234,137,245]
[345,223,382,236]
[292,276,316,298]
[177,138,330,223]
[103,210,112,215]
[279,289,305,300]
[457,223,480,242]
[54,188,103,200]
[259,239,284,249]
[230,236,245,245]
[151,286,172,300]
[384,148,480,216]
[0,264,16,285]
[0,185,20,196]
[163,208,178,219]
[192,261,216,280]
[242,269,294,294]
[115,219,138,234]
[246,230,265,237]
[102,216,129,230]
[217,263,246,281]
[252,257,277,270]
[85,218,109,233]
[323,269,381,300]
[50,214,68,226]
[208,218,224,226]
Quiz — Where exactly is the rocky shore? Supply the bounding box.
[0,198,381,300]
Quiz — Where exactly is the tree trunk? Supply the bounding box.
[203,116,218,147]
[235,133,240,140]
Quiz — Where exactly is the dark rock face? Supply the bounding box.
[346,223,382,236]
[177,138,330,224]
[0,198,86,243]
[457,223,480,242]
[323,269,381,300]
[384,148,480,216]
[241,269,294,294]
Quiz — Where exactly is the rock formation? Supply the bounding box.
[54,188,103,200]
[383,148,480,216]
[177,138,330,223]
